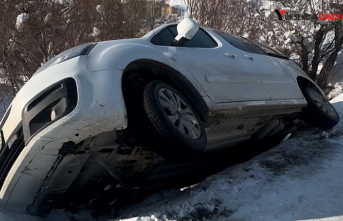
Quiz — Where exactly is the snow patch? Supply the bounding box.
[44,13,51,24]
[16,13,29,30]
[90,27,100,37]
[328,82,343,100]
[96,5,105,15]
[242,33,249,38]
[264,11,271,18]
[284,31,293,39]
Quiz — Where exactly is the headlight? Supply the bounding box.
[34,42,97,75]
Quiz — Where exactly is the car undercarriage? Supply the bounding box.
[25,112,302,219]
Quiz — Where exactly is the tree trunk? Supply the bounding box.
[317,48,341,90]
[310,26,326,81]
[300,38,309,76]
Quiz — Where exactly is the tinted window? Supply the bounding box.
[151,26,217,48]
[246,39,289,59]
[150,28,176,46]
[213,30,265,55]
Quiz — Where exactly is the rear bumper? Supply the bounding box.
[0,56,127,212]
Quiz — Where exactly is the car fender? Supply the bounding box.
[271,57,327,99]
[86,43,163,71]
[298,73,327,98]
[86,42,207,97]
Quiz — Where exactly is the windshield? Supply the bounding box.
[243,38,289,59]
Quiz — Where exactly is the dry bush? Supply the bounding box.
[0,0,161,101]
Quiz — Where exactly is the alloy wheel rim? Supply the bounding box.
[158,88,201,139]
[309,89,337,118]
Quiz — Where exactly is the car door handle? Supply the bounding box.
[243,55,254,61]
[225,53,237,59]
[163,51,176,61]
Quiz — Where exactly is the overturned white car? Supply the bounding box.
[0,18,339,215]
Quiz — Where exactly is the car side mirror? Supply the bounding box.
[173,18,199,47]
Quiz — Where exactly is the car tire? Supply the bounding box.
[143,80,207,160]
[302,86,340,130]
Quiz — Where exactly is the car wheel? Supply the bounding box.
[302,86,339,130]
[143,80,207,160]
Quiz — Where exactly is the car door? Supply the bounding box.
[150,25,272,103]
[245,39,304,100]
[212,30,303,100]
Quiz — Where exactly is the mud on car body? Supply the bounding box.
[0,18,339,215]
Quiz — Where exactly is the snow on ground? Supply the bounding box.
[328,82,343,100]
[111,98,343,221]
[1,95,343,221]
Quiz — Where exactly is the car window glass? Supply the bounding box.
[150,28,176,46]
[213,30,266,55]
[151,25,217,48]
[246,39,289,59]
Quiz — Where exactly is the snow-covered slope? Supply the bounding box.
[1,95,343,221]
[112,98,343,221]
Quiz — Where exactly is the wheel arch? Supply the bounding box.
[122,59,209,122]
[297,76,327,99]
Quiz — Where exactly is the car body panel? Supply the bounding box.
[205,29,305,101]
[203,96,307,151]
[0,57,127,212]
[272,57,327,98]
[168,44,273,102]
[164,26,273,103]
[86,37,208,97]
[243,54,304,100]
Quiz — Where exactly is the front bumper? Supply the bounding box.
[22,78,78,145]
[0,56,127,212]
